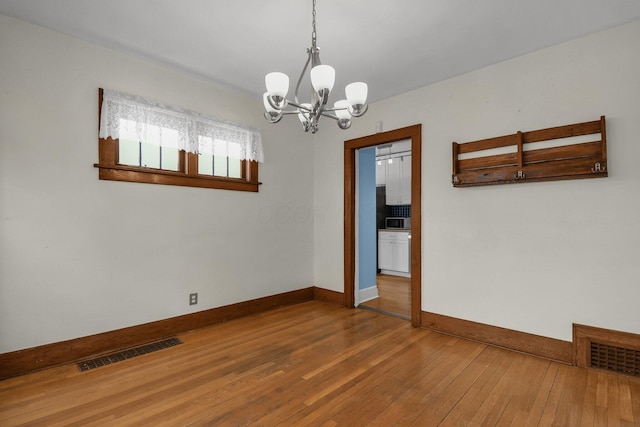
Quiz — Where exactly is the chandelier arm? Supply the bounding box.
[320,111,339,120]
[286,100,310,111]
[294,51,313,105]
[323,107,348,112]
[312,89,330,122]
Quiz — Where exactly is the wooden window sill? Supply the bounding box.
[94,163,261,192]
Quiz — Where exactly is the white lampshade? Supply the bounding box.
[334,100,351,120]
[298,103,312,124]
[345,82,368,106]
[265,72,289,98]
[310,65,335,92]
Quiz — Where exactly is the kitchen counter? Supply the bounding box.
[378,228,411,232]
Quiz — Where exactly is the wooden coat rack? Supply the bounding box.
[452,116,607,187]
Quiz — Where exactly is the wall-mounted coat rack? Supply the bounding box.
[452,116,607,187]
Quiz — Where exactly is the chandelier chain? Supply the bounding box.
[311,0,317,48]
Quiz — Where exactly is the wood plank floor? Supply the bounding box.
[1,301,639,426]
[359,274,411,318]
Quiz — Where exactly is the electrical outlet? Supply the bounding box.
[189,293,198,305]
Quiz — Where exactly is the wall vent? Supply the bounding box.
[77,337,182,372]
[590,341,640,376]
[573,324,640,377]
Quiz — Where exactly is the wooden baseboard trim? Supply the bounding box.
[313,287,344,305]
[0,287,315,380]
[422,311,572,364]
[573,323,640,370]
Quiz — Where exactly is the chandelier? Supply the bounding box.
[262,0,368,134]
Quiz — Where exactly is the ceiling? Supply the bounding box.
[2,0,640,103]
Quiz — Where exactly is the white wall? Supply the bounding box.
[313,19,640,342]
[2,14,638,354]
[0,15,314,353]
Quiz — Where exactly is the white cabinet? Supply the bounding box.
[378,231,410,275]
[385,158,401,202]
[401,155,412,204]
[385,155,411,205]
[378,233,394,270]
[376,159,386,187]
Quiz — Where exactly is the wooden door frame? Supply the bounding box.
[344,124,422,327]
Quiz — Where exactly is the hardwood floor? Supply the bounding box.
[1,301,639,426]
[359,274,411,318]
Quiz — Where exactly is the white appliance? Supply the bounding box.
[385,217,411,229]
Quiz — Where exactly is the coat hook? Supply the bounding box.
[591,162,606,173]
[514,170,525,180]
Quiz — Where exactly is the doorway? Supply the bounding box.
[344,124,422,327]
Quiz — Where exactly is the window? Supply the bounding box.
[118,119,181,171]
[197,137,242,178]
[95,88,263,192]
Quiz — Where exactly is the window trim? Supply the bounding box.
[94,89,261,192]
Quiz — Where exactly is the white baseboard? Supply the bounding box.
[358,285,379,304]
[379,269,410,278]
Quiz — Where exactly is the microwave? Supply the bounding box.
[385,217,411,229]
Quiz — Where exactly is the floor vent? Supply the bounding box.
[590,341,640,377]
[77,337,182,372]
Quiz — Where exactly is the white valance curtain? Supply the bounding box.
[99,89,264,163]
